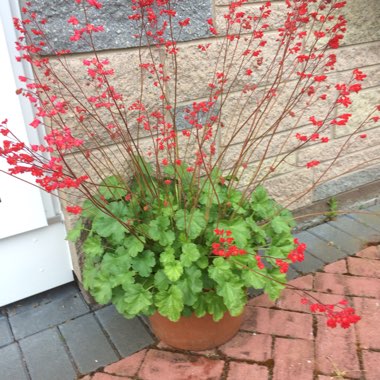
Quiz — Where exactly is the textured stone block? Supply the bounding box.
[138,350,225,380]
[219,332,272,362]
[27,0,212,53]
[0,317,13,347]
[308,223,364,256]
[273,338,314,380]
[96,305,154,357]
[315,316,361,378]
[342,0,380,45]
[227,362,269,380]
[59,314,118,374]
[20,328,77,380]
[242,307,313,340]
[0,343,29,380]
[9,284,89,339]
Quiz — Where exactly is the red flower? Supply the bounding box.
[66,205,83,214]
[306,160,320,169]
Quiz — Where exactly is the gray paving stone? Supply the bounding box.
[307,223,365,256]
[0,316,14,347]
[96,305,154,357]
[290,250,325,275]
[59,313,118,374]
[328,215,380,243]
[295,230,348,263]
[20,328,76,380]
[9,284,89,339]
[0,343,29,380]
[349,209,380,232]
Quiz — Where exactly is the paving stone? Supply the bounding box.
[308,223,365,256]
[0,316,14,347]
[6,283,80,316]
[242,307,313,340]
[353,297,380,350]
[347,256,380,278]
[248,293,275,308]
[92,373,129,380]
[96,305,154,357]
[104,349,147,377]
[290,250,325,274]
[294,230,348,264]
[219,332,272,362]
[227,362,269,380]
[323,259,347,274]
[315,316,361,378]
[286,266,300,280]
[276,290,343,314]
[0,343,29,380]
[356,245,380,259]
[348,211,380,233]
[287,274,314,290]
[20,328,77,380]
[59,314,118,375]
[9,284,89,339]
[328,215,380,243]
[314,272,380,297]
[138,349,225,380]
[273,338,314,380]
[362,351,380,380]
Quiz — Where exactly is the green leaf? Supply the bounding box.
[175,209,206,240]
[163,261,183,282]
[177,267,203,306]
[154,270,170,291]
[124,235,145,257]
[208,257,233,283]
[180,243,200,267]
[82,199,102,219]
[148,216,175,246]
[241,268,267,289]
[264,269,286,300]
[66,220,83,242]
[193,293,208,318]
[218,219,250,247]
[216,281,246,316]
[123,283,153,315]
[155,285,184,321]
[83,235,104,258]
[92,203,128,244]
[205,292,227,321]
[131,250,156,277]
[98,175,128,200]
[270,216,291,235]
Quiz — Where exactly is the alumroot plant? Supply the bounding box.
[1,0,378,327]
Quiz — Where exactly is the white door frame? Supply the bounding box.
[0,0,73,307]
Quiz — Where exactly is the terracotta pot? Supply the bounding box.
[149,309,245,351]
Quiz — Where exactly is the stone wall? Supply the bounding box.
[21,0,380,277]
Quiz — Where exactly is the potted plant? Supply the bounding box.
[1,0,372,349]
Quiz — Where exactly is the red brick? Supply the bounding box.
[92,374,130,380]
[317,376,335,380]
[138,349,224,380]
[356,246,380,260]
[104,349,147,377]
[277,290,343,313]
[362,350,380,380]
[315,316,361,378]
[79,376,92,380]
[272,338,314,380]
[248,293,275,308]
[353,297,380,349]
[287,274,314,290]
[219,332,272,362]
[242,307,313,340]
[348,256,380,278]
[314,272,380,297]
[227,362,269,380]
[323,260,347,274]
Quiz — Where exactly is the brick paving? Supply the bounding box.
[81,245,380,380]
[0,206,379,380]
